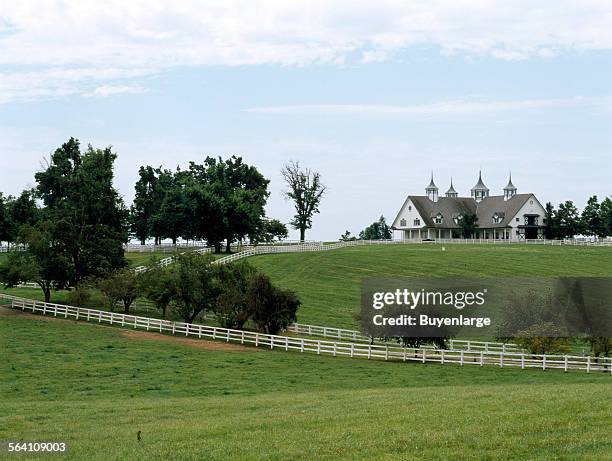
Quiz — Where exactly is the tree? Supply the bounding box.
[556,200,581,238]
[214,261,258,329]
[359,216,392,240]
[141,264,177,318]
[0,193,10,245]
[130,166,174,245]
[186,156,269,253]
[255,219,288,243]
[581,196,607,238]
[601,196,612,237]
[8,190,39,233]
[514,322,571,355]
[97,268,142,313]
[0,223,72,302]
[458,212,479,238]
[281,161,325,242]
[35,138,128,285]
[587,337,612,358]
[247,274,301,334]
[543,202,560,240]
[340,230,356,241]
[169,252,221,323]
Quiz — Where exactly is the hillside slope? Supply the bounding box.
[250,244,612,328]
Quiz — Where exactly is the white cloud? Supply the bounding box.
[243,97,601,117]
[1,1,612,103]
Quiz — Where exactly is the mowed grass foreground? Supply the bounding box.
[250,244,612,328]
[1,312,611,461]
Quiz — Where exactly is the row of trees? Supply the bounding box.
[74,254,300,335]
[129,158,288,251]
[128,159,328,250]
[0,138,328,302]
[544,197,612,239]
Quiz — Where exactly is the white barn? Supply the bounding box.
[391,172,546,242]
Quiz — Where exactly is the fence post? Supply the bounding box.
[460,350,464,366]
[301,338,304,353]
[317,341,321,355]
[385,345,388,361]
[241,330,244,344]
[480,351,484,367]
[255,333,259,347]
[285,337,289,351]
[333,343,336,357]
[422,349,426,363]
[403,347,407,362]
[500,352,503,367]
[227,329,230,342]
[564,355,568,372]
[586,355,590,373]
[521,353,525,369]
[76,307,80,320]
[542,354,546,371]
[368,344,371,359]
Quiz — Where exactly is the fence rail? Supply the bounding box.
[1,294,609,373]
[287,323,523,353]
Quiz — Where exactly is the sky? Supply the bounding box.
[1,1,611,241]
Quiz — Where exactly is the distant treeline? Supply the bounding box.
[544,198,612,239]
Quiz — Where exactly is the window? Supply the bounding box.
[434,214,443,224]
[515,217,519,222]
[414,218,421,226]
[493,214,502,224]
[400,218,406,227]
[408,205,412,211]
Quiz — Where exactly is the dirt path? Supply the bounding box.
[0,305,254,352]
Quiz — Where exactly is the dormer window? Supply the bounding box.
[434,213,443,224]
[414,218,421,226]
[492,214,502,224]
[453,215,463,225]
[400,218,406,227]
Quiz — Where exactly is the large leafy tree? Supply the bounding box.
[169,252,221,323]
[601,196,612,237]
[556,200,581,238]
[9,190,39,231]
[34,138,128,285]
[0,223,72,302]
[130,166,174,245]
[543,202,560,239]
[359,216,392,240]
[581,195,607,238]
[188,156,269,252]
[458,212,479,238]
[281,161,325,242]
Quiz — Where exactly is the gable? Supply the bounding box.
[391,197,426,228]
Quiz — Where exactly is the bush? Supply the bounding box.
[246,274,300,335]
[514,322,572,355]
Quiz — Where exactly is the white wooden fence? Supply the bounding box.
[1,294,610,373]
[287,323,523,353]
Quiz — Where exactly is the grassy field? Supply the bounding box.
[249,244,612,328]
[2,311,611,461]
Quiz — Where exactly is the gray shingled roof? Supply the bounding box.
[400,194,532,229]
